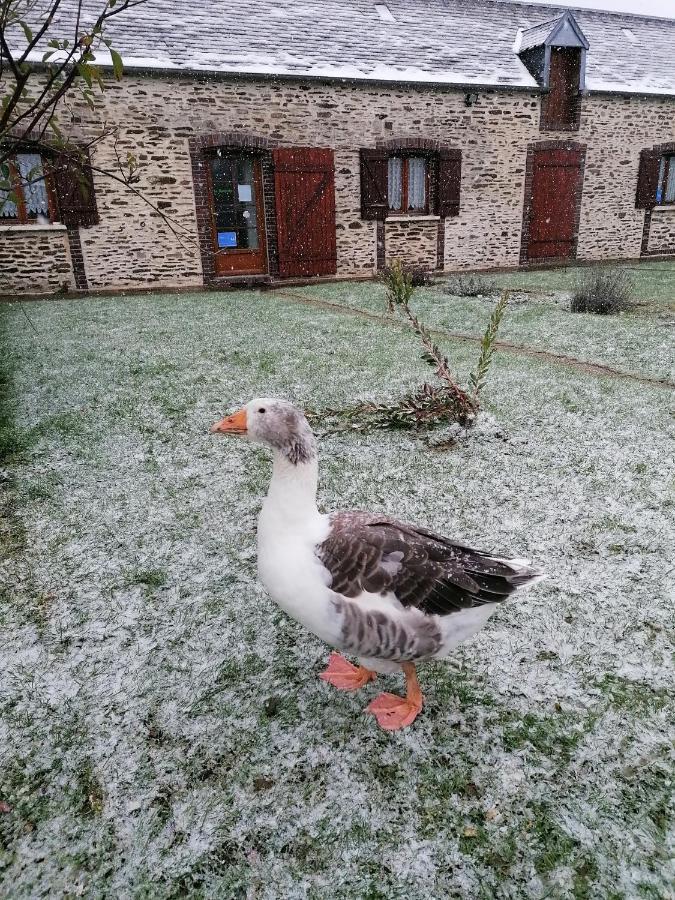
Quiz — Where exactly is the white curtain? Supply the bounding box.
[388,157,402,211]
[17,153,49,216]
[407,157,426,210]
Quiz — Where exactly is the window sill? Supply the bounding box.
[0,222,67,233]
[386,214,440,222]
[652,204,675,213]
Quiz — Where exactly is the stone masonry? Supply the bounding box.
[0,227,74,295]
[647,209,675,255]
[1,74,674,295]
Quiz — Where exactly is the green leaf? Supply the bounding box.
[20,21,34,43]
[42,49,56,62]
[110,48,124,81]
[77,63,93,89]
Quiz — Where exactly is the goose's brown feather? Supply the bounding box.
[317,511,541,617]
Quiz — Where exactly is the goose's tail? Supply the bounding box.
[496,556,548,589]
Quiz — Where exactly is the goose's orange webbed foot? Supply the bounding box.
[366,663,423,730]
[319,652,376,691]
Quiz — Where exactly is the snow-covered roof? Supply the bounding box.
[13,0,675,97]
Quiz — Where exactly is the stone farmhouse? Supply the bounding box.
[2,0,675,295]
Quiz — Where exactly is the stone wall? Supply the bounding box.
[2,74,675,294]
[647,209,675,255]
[573,94,675,262]
[0,227,73,295]
[385,218,439,270]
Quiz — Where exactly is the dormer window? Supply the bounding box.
[541,47,582,131]
[516,12,588,133]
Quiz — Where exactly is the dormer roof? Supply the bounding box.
[517,12,590,54]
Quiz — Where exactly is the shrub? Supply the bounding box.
[570,267,633,315]
[382,259,414,312]
[445,273,496,297]
[382,262,431,302]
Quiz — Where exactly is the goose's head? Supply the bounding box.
[210,398,316,465]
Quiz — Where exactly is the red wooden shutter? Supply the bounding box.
[273,147,337,278]
[635,149,660,209]
[360,148,388,220]
[52,149,99,226]
[436,149,462,217]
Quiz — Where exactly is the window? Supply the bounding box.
[360,147,461,220]
[656,155,675,205]
[387,155,427,214]
[0,152,53,224]
[540,47,581,131]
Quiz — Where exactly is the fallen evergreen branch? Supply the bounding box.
[310,382,475,435]
[310,261,508,436]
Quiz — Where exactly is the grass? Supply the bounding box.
[0,272,674,898]
[288,260,675,382]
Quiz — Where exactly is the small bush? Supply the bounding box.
[382,259,414,312]
[445,273,496,297]
[570,267,633,315]
[382,261,431,294]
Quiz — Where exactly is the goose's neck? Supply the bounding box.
[264,451,319,520]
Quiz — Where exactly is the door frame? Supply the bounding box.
[189,131,281,284]
[206,151,268,276]
[520,140,586,265]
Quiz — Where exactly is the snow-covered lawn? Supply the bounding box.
[1,282,673,899]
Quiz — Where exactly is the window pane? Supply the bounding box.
[657,157,666,203]
[17,153,48,217]
[666,156,675,203]
[0,184,18,218]
[408,157,426,210]
[1,159,18,218]
[388,157,402,210]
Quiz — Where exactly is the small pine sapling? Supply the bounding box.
[469,290,509,399]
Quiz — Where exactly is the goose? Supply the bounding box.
[211,399,544,731]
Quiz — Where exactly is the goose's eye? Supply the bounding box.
[258,407,266,414]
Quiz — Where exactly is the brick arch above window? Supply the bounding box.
[375,137,450,153]
[648,141,675,156]
[188,131,278,154]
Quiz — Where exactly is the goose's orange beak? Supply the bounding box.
[210,408,248,435]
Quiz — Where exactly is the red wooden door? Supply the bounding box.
[527,147,584,260]
[273,148,337,277]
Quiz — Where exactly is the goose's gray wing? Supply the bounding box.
[317,511,540,617]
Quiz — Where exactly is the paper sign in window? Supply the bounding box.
[217,231,237,248]
[237,184,252,202]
